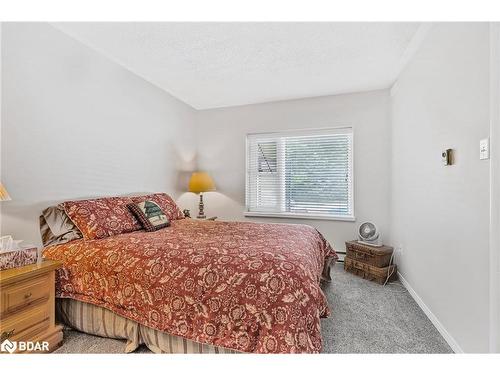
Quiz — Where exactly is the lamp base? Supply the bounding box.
[197,193,206,219]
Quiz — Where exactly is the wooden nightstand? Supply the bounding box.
[0,260,63,353]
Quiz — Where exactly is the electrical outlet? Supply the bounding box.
[395,245,403,256]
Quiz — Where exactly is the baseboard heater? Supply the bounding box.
[336,251,346,263]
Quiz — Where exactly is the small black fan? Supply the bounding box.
[358,222,382,247]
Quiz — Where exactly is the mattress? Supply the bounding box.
[56,298,237,353]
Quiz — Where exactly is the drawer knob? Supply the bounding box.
[24,292,32,299]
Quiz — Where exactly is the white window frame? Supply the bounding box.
[244,126,355,221]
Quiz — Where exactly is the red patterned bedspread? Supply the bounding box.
[43,219,337,353]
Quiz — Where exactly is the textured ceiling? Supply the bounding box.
[53,22,420,109]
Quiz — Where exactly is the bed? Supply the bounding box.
[42,194,337,354]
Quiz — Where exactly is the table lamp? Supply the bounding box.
[188,172,216,219]
[0,182,11,202]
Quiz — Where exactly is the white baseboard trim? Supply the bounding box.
[397,271,464,353]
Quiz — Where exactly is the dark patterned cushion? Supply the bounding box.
[131,193,184,220]
[127,201,170,232]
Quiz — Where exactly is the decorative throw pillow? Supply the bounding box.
[131,193,184,221]
[127,201,170,232]
[63,196,142,240]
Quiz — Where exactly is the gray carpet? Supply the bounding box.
[55,263,452,354]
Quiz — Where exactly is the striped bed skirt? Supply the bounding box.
[56,298,238,354]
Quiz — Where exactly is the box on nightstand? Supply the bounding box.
[344,241,397,284]
[345,241,394,267]
[0,247,38,271]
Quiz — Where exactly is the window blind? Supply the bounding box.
[246,128,353,220]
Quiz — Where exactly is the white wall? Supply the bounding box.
[1,23,197,245]
[195,90,391,250]
[489,23,500,353]
[390,23,491,352]
[0,23,3,232]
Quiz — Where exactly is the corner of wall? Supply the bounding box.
[389,23,433,101]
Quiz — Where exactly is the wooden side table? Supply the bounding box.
[0,260,63,353]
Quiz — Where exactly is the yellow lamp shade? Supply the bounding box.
[0,183,11,201]
[188,172,216,194]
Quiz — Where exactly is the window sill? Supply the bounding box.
[243,211,356,222]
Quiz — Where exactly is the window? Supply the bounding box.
[245,127,354,220]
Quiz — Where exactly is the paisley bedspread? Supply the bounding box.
[43,219,337,353]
